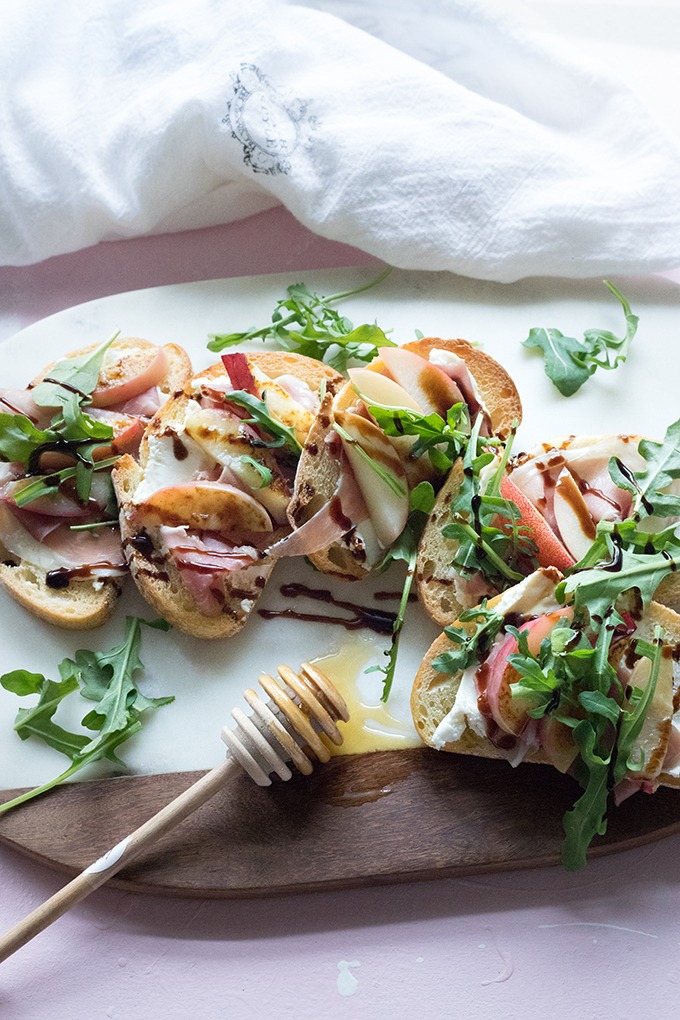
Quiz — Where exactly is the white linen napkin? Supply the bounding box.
[1,0,679,280]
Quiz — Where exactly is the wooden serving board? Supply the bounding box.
[2,749,680,897]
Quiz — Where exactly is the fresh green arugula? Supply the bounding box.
[0,332,121,507]
[505,603,665,871]
[366,481,436,701]
[608,417,680,521]
[522,280,638,396]
[440,418,537,589]
[432,602,505,675]
[0,617,173,815]
[207,269,396,373]
[365,400,471,475]
[223,389,302,457]
[236,455,274,490]
[559,533,680,624]
[30,333,118,409]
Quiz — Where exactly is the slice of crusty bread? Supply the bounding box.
[114,352,343,638]
[288,337,522,583]
[0,559,123,630]
[417,430,680,628]
[114,453,276,639]
[411,592,680,789]
[31,335,192,401]
[0,338,192,629]
[415,459,472,626]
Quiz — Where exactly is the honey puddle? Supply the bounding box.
[310,636,422,755]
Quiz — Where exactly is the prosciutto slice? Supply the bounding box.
[264,456,369,561]
[0,503,125,575]
[160,526,263,615]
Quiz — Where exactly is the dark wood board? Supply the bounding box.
[2,749,680,897]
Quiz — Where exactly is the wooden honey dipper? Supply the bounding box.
[0,661,349,963]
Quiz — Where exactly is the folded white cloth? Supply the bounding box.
[2,0,680,280]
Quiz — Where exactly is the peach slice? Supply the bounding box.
[183,403,291,525]
[500,474,575,572]
[552,468,597,562]
[334,410,409,548]
[538,716,578,774]
[347,368,424,413]
[485,609,573,736]
[90,345,169,408]
[378,347,465,417]
[139,483,273,533]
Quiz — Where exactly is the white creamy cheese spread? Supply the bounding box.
[133,432,208,504]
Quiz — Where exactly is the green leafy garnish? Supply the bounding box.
[608,418,680,521]
[366,481,435,701]
[207,269,396,372]
[0,332,123,509]
[523,280,638,396]
[503,605,666,871]
[223,389,302,456]
[236,455,274,489]
[432,602,504,675]
[0,617,173,815]
[440,417,536,588]
[365,400,471,475]
[559,534,680,624]
[30,332,119,408]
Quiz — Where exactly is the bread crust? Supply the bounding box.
[288,337,522,582]
[411,595,680,790]
[0,337,192,629]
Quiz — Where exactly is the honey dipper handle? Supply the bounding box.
[0,757,238,964]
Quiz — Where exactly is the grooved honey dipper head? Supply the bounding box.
[220,662,350,786]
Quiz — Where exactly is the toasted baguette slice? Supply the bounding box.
[0,337,193,629]
[0,558,124,630]
[114,351,343,638]
[411,574,680,790]
[416,430,680,628]
[31,335,192,402]
[288,337,522,582]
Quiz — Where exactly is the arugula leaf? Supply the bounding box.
[365,401,470,474]
[559,537,680,623]
[0,337,118,510]
[0,617,173,816]
[31,331,119,408]
[499,605,623,869]
[12,455,119,508]
[561,759,610,871]
[440,418,536,588]
[0,414,55,463]
[366,481,436,701]
[207,269,396,372]
[608,418,680,521]
[432,603,505,675]
[614,629,663,781]
[236,455,274,489]
[523,280,638,396]
[223,390,302,456]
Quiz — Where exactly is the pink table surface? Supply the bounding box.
[2,207,680,1019]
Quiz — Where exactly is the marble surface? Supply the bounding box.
[2,2,680,1017]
